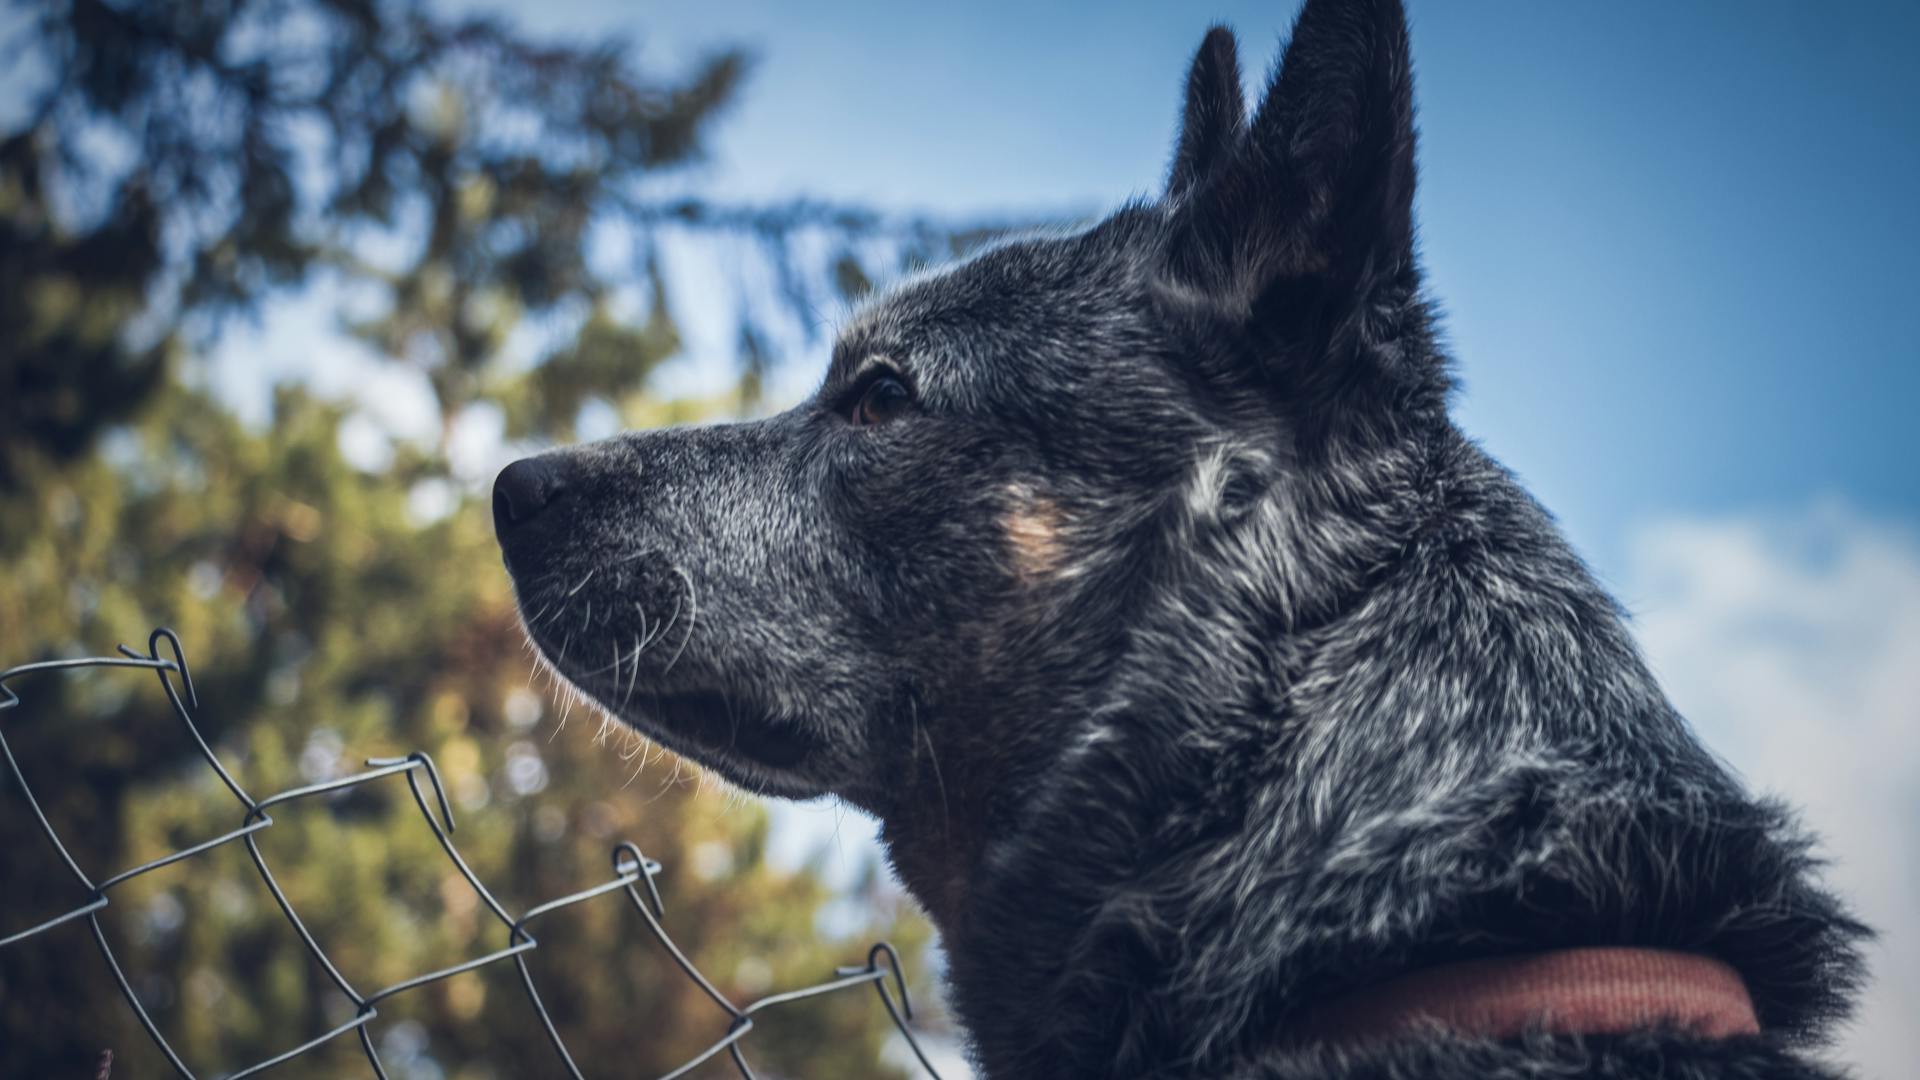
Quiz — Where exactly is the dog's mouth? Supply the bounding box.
[507,556,833,795]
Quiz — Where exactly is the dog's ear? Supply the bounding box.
[1166,26,1245,202]
[1163,0,1422,414]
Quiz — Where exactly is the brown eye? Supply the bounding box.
[850,374,912,427]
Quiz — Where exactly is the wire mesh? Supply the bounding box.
[0,628,946,1079]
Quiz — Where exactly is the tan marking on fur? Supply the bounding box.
[1002,485,1067,583]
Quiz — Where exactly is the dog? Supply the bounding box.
[491,1,1867,1075]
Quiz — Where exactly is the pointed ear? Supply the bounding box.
[1165,0,1417,329]
[1166,26,1245,202]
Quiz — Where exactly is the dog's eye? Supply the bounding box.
[849,374,912,427]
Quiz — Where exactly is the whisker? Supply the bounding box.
[621,634,642,710]
[663,568,698,674]
[915,701,951,844]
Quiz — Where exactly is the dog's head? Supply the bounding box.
[497,6,1874,1072]
[495,0,1440,823]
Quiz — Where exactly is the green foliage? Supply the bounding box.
[0,0,1025,487]
[0,0,752,482]
[0,382,931,1078]
[0,0,1018,1075]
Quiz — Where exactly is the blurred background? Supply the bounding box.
[0,1,1914,1078]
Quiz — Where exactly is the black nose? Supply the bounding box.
[492,456,572,536]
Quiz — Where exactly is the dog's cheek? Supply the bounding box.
[999,483,1072,585]
[996,479,1170,606]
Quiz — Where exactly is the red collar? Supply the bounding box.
[1298,947,1760,1045]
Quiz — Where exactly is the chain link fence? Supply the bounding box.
[0,629,945,1079]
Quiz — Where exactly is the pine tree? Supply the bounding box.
[0,1,1005,1075]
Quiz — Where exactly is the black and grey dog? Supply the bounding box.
[492,1,1867,1075]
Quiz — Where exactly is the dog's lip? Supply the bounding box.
[549,646,823,775]
[627,687,822,771]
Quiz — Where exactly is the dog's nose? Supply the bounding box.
[493,456,572,536]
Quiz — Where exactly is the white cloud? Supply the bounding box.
[1625,501,1920,1079]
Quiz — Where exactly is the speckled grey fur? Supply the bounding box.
[495,2,1869,1076]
